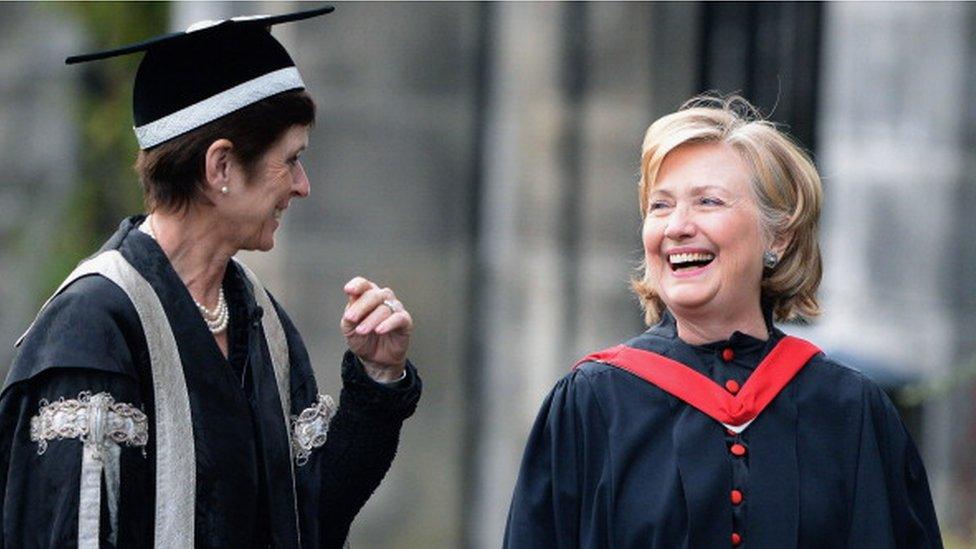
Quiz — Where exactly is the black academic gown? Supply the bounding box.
[0,216,421,548]
[505,311,942,548]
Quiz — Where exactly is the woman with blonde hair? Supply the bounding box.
[505,96,941,548]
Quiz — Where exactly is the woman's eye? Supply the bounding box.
[699,196,724,206]
[648,201,671,212]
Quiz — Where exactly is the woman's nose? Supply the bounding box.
[292,161,310,198]
[663,206,696,240]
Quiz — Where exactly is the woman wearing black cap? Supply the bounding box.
[0,7,420,548]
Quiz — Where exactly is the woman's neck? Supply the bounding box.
[671,305,769,345]
[146,208,235,308]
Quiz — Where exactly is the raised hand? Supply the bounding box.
[340,276,413,382]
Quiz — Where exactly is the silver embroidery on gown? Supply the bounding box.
[30,391,148,548]
[292,394,336,465]
[30,391,148,455]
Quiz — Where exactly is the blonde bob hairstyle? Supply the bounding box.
[632,94,823,325]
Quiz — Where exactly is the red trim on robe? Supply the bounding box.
[574,336,821,428]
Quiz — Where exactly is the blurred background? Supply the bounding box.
[1,2,974,547]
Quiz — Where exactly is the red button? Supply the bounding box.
[731,532,742,546]
[725,379,740,394]
[730,443,747,457]
[730,489,743,505]
[721,348,735,361]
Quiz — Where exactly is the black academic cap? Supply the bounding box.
[66,6,334,150]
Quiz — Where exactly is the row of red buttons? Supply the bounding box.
[724,346,742,546]
[723,346,740,396]
[730,443,745,545]
[730,488,744,545]
[730,438,746,545]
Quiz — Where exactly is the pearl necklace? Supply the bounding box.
[142,215,230,334]
[195,287,230,334]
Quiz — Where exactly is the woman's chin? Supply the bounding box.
[256,234,276,252]
[660,286,719,315]
[237,232,276,253]
[252,221,280,251]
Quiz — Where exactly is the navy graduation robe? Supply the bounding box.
[0,216,421,548]
[505,311,942,548]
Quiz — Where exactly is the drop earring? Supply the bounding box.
[763,250,778,269]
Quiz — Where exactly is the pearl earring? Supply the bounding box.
[763,250,778,269]
[220,186,229,195]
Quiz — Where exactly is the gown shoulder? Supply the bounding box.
[5,274,143,395]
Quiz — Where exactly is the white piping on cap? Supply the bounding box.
[133,66,304,149]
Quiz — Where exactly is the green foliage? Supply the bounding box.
[40,2,169,297]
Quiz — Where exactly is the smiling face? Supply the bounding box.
[222,124,310,251]
[642,141,768,323]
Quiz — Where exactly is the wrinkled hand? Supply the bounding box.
[341,277,412,382]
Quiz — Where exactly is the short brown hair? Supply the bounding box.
[632,94,824,324]
[136,89,316,212]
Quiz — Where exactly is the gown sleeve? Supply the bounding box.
[273,301,422,549]
[317,352,420,545]
[847,381,943,548]
[0,276,151,548]
[504,367,612,549]
[0,369,149,548]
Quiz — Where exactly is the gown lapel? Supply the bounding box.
[122,218,300,547]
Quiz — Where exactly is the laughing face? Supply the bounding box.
[223,125,310,251]
[642,141,768,322]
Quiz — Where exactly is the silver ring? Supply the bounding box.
[382,299,398,314]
